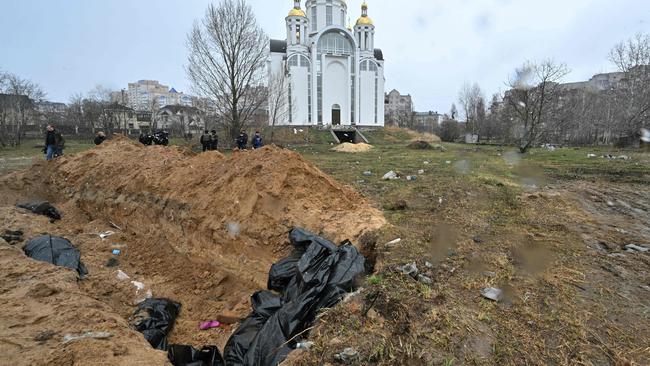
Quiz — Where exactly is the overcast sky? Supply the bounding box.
[1,0,648,113]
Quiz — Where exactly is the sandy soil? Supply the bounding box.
[0,137,386,365]
[331,142,373,153]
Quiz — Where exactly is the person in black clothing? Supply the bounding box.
[210,130,218,151]
[44,125,64,161]
[200,130,211,152]
[236,130,248,150]
[94,131,106,146]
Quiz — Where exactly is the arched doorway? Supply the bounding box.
[331,104,341,125]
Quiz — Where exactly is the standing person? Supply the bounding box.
[200,130,211,152]
[210,130,218,151]
[94,131,106,145]
[237,130,248,150]
[44,125,57,161]
[252,131,263,149]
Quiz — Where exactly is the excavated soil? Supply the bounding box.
[0,137,385,364]
[331,142,373,153]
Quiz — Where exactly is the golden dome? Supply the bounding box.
[356,16,373,26]
[288,7,306,17]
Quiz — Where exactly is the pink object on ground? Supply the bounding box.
[199,321,221,330]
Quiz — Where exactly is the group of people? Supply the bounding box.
[200,130,219,152]
[236,130,263,150]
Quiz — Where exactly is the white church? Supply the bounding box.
[268,0,385,127]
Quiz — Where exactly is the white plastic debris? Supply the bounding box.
[417,274,433,285]
[63,331,112,343]
[382,171,399,180]
[385,238,401,246]
[116,270,130,280]
[296,341,314,350]
[131,281,146,290]
[293,128,298,135]
[334,348,360,363]
[99,231,115,239]
[587,154,597,158]
[227,222,241,237]
[423,161,430,165]
[481,287,503,302]
[445,161,452,164]
[406,175,417,181]
[418,169,425,174]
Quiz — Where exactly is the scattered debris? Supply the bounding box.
[62,331,112,344]
[483,271,497,278]
[418,169,425,174]
[362,171,373,176]
[417,274,433,285]
[625,244,649,253]
[406,175,417,181]
[608,253,626,259]
[385,238,402,246]
[481,287,503,302]
[227,222,240,238]
[131,281,153,304]
[17,201,62,221]
[382,171,400,180]
[423,161,430,165]
[34,330,57,344]
[1,229,23,244]
[112,249,121,255]
[116,270,130,280]
[473,236,484,244]
[98,231,115,240]
[199,321,221,331]
[296,341,314,350]
[334,348,360,364]
[445,161,452,164]
[397,262,418,277]
[425,261,434,269]
[131,298,182,350]
[24,235,88,276]
[587,153,597,158]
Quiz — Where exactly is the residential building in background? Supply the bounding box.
[268,0,386,127]
[112,80,195,111]
[562,71,627,91]
[412,111,442,133]
[384,89,413,126]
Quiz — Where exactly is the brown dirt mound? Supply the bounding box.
[331,142,373,153]
[0,136,385,361]
[404,129,442,143]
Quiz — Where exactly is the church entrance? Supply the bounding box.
[331,104,341,125]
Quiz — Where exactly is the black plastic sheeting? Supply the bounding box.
[132,298,181,351]
[223,228,366,366]
[168,345,225,366]
[17,201,62,221]
[23,235,88,276]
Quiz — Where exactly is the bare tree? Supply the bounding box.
[0,71,45,146]
[187,0,269,143]
[458,82,484,136]
[267,70,295,143]
[608,32,650,142]
[504,60,570,153]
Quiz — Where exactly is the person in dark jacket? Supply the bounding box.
[94,131,106,146]
[237,130,248,150]
[210,130,218,151]
[200,130,211,152]
[44,125,63,161]
[252,131,263,149]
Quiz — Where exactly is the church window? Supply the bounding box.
[340,9,345,26]
[295,25,301,43]
[311,7,317,31]
[317,31,353,55]
[326,5,333,26]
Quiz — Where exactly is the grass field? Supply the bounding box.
[1,129,649,365]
